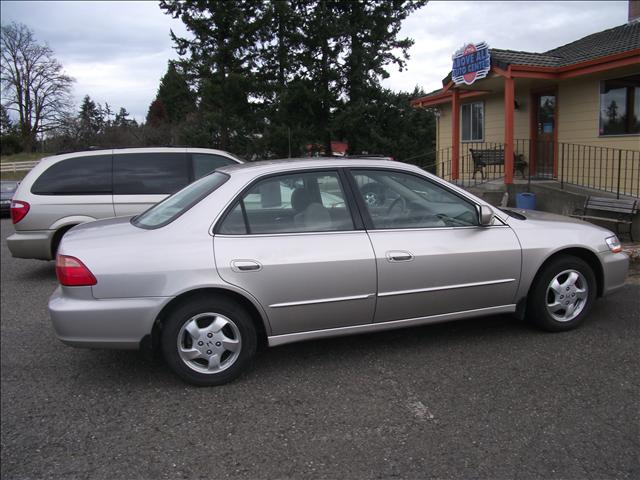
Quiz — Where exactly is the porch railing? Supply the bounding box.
[403,140,640,199]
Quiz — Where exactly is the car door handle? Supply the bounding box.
[231,260,262,272]
[386,251,414,262]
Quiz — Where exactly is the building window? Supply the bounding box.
[600,74,640,136]
[461,102,484,142]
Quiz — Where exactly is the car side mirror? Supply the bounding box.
[479,205,494,226]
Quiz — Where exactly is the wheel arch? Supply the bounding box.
[51,224,78,258]
[147,287,270,353]
[532,247,604,298]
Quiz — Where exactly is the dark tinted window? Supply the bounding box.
[114,153,189,195]
[31,155,112,195]
[192,153,236,179]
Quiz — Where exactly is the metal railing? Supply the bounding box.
[408,140,640,198]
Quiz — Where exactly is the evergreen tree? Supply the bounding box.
[78,95,104,146]
[114,107,136,128]
[146,99,169,128]
[160,0,264,152]
[0,104,14,134]
[155,61,195,124]
[335,0,427,153]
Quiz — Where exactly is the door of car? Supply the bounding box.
[214,170,377,336]
[113,152,191,216]
[347,168,522,323]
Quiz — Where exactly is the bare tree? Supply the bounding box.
[1,22,74,151]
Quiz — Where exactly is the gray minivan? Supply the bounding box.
[7,147,242,260]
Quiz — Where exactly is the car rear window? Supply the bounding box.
[31,155,112,195]
[132,172,229,229]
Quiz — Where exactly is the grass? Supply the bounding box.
[0,151,52,163]
[0,171,28,181]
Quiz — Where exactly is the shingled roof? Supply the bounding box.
[492,22,640,69]
[413,22,639,106]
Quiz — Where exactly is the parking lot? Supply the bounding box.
[1,217,638,479]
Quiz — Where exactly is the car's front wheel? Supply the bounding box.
[527,255,596,332]
[161,296,257,386]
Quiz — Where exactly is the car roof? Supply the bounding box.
[217,157,422,178]
[36,147,241,166]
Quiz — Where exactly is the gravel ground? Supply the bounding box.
[1,218,639,480]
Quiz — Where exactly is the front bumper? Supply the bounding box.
[7,229,56,260]
[49,286,170,349]
[599,251,629,296]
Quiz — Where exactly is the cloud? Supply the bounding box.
[1,0,188,120]
[382,0,629,94]
[1,0,630,119]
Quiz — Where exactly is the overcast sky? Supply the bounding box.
[0,1,630,121]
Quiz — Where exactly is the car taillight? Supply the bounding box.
[10,200,30,224]
[56,255,97,286]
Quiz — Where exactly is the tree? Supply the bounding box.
[146,98,169,127]
[114,107,136,128]
[0,104,13,134]
[78,95,104,147]
[160,0,263,152]
[154,61,195,124]
[335,0,427,153]
[0,22,74,151]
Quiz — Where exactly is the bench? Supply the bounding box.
[470,148,528,180]
[570,196,638,241]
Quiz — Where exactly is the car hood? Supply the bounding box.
[500,208,614,253]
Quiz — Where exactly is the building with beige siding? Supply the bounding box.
[412,8,639,198]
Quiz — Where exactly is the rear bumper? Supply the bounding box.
[599,251,629,296]
[7,229,55,260]
[49,287,170,349]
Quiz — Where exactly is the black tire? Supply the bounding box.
[161,295,257,386]
[526,255,596,332]
[51,225,75,259]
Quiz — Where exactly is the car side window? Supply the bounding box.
[192,154,237,179]
[218,171,354,234]
[31,155,112,195]
[113,153,190,195]
[351,169,479,229]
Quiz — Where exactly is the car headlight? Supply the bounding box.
[605,235,622,253]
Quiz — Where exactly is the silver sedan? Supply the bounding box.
[49,159,629,386]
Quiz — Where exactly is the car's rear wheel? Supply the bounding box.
[161,296,257,386]
[527,255,596,331]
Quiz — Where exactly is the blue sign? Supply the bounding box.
[452,42,491,85]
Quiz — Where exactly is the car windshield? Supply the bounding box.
[132,172,229,229]
[1,182,18,193]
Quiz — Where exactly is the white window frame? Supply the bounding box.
[460,101,484,142]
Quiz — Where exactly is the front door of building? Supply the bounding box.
[533,92,556,178]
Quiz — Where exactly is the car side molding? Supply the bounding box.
[268,304,516,347]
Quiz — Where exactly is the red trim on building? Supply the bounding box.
[451,89,460,180]
[503,76,515,184]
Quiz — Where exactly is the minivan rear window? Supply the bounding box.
[31,155,112,195]
[192,153,237,179]
[114,153,189,195]
[132,172,229,229]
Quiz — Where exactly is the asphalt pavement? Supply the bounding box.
[1,218,638,479]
